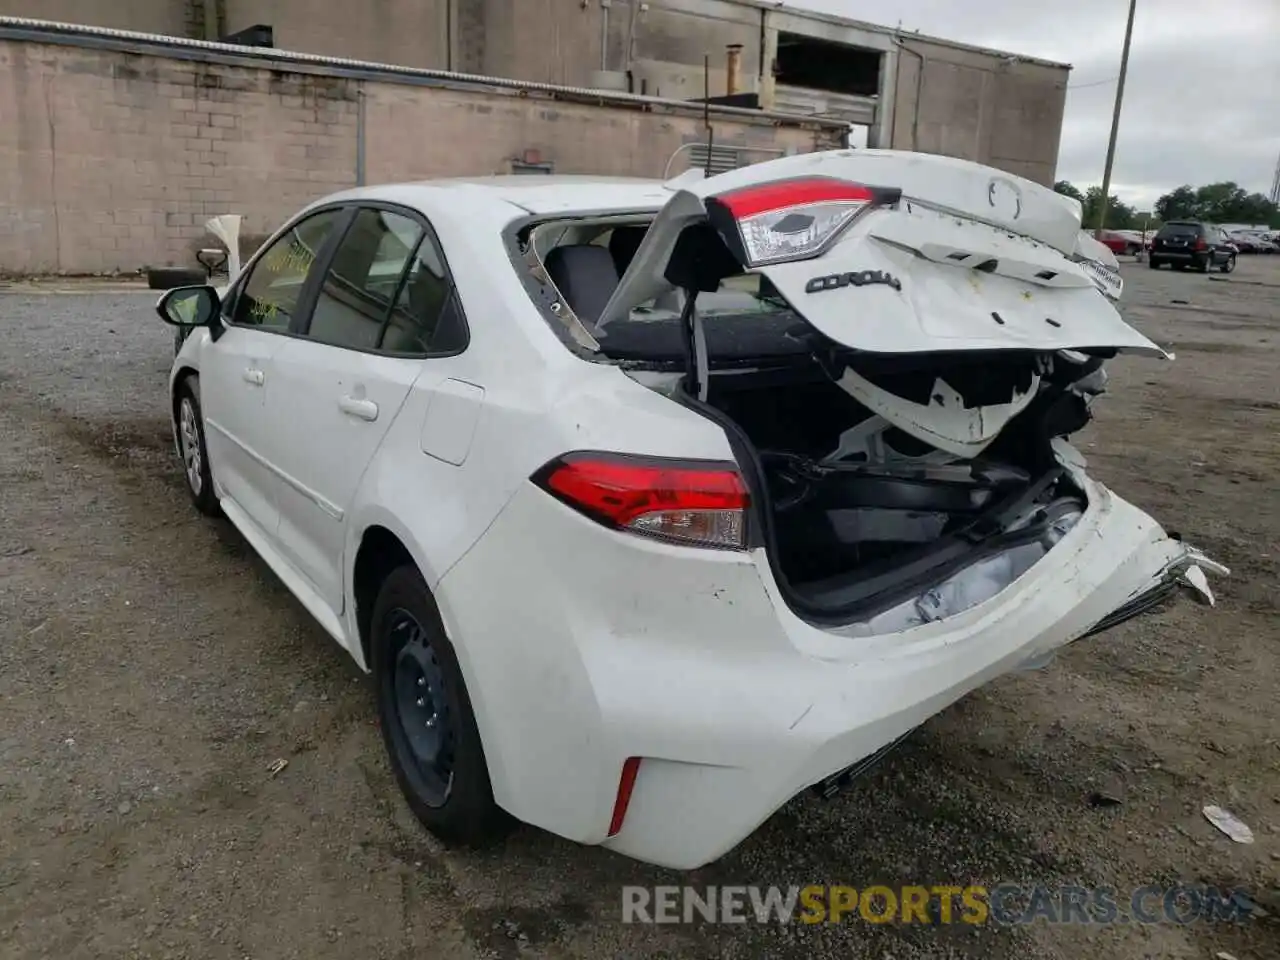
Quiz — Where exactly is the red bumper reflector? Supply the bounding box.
[608,757,642,837]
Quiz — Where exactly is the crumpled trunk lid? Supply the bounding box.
[596,150,1158,457]
[599,149,1148,353]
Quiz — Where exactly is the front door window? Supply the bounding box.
[230,209,346,330]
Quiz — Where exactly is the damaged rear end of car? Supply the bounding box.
[566,151,1225,635]
[486,150,1227,868]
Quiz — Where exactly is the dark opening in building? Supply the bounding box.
[774,33,881,97]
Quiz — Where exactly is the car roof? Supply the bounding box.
[319,176,674,219]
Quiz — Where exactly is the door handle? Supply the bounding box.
[243,367,265,386]
[338,395,379,422]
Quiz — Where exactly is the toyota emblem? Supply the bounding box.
[987,177,1023,220]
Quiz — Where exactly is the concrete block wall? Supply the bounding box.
[0,41,362,274]
[0,34,838,275]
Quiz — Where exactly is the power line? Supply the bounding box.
[1068,76,1118,90]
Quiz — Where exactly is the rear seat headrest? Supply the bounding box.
[608,226,648,275]
[543,244,620,325]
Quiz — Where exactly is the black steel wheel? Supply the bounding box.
[387,607,457,806]
[370,566,511,846]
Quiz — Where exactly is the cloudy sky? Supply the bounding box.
[793,0,1279,210]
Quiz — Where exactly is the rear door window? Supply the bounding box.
[306,208,423,351]
[380,233,467,355]
[1159,223,1201,239]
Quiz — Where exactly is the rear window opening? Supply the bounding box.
[774,33,881,97]
[511,214,802,364]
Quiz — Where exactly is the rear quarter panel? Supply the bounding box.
[340,195,735,666]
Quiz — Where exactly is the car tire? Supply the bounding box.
[1148,257,1161,269]
[148,267,208,290]
[370,565,512,848]
[1195,256,1211,274]
[1221,255,1236,274]
[175,376,220,517]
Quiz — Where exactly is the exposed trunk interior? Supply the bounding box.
[692,345,1101,624]
[514,195,1124,626]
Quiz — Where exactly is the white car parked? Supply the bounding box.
[158,150,1225,870]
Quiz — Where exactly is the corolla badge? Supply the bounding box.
[805,270,902,294]
[1077,257,1124,300]
[987,177,1023,220]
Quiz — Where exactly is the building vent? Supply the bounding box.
[686,143,743,176]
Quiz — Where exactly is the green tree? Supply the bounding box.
[1081,186,1136,230]
[1239,193,1279,225]
[1053,180,1085,204]
[1155,186,1198,222]
[1053,181,1134,228]
[1195,182,1250,222]
[1155,182,1279,225]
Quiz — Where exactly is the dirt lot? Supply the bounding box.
[1,257,1278,960]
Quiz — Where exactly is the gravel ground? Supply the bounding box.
[1,258,1278,960]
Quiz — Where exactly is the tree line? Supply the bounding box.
[1052,180,1280,231]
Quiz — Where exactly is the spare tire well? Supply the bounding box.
[353,526,416,667]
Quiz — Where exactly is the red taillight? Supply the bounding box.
[713,178,877,218]
[533,452,749,550]
[608,757,641,837]
[1194,237,1207,251]
[705,177,901,268]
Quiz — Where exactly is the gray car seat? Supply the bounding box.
[543,244,619,325]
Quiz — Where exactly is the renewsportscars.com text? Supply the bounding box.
[621,884,1261,926]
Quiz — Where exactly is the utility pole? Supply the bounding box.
[1094,0,1137,238]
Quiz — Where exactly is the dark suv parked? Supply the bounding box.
[1149,221,1236,273]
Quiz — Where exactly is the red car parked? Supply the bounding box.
[1097,231,1145,256]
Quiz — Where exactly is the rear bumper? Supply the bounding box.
[436,466,1213,869]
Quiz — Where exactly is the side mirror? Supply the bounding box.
[156,285,220,328]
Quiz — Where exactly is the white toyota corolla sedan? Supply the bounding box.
[158,150,1225,869]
